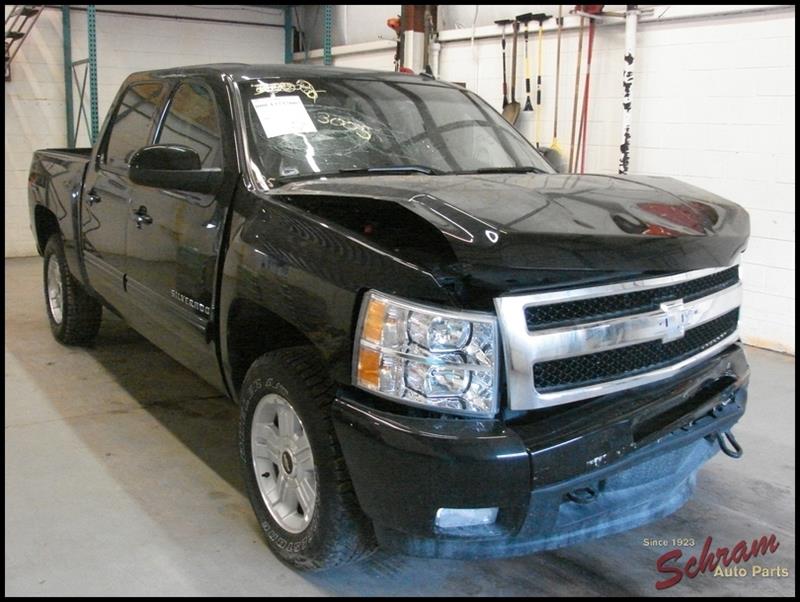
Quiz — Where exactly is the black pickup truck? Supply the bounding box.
[29,64,750,569]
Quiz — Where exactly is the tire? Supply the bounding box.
[43,234,102,345]
[239,346,376,570]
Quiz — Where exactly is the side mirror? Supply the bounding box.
[129,145,223,193]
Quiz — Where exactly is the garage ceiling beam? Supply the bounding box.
[49,5,284,29]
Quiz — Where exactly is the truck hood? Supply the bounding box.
[272,173,749,300]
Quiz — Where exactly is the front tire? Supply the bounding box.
[43,235,102,345]
[239,347,376,570]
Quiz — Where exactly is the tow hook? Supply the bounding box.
[715,429,743,459]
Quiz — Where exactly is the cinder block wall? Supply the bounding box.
[4,5,284,256]
[307,5,796,354]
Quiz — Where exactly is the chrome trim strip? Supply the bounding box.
[494,265,741,411]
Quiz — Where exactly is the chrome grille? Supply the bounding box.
[525,266,739,331]
[494,265,742,411]
[533,309,739,392]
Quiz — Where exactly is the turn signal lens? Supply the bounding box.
[362,298,386,344]
[357,346,381,388]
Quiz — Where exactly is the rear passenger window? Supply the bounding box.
[104,83,164,169]
[157,82,223,168]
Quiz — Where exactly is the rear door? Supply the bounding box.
[81,82,166,306]
[123,79,233,386]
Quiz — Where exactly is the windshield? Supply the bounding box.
[237,76,554,185]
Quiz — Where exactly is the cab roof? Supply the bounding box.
[128,63,451,87]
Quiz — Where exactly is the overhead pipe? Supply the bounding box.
[45,5,284,28]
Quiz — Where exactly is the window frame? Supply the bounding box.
[154,78,225,169]
[98,80,166,173]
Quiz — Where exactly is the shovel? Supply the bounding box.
[494,19,513,108]
[516,13,535,112]
[502,19,521,125]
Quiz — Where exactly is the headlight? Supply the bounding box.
[353,291,499,417]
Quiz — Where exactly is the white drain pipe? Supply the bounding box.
[431,40,441,79]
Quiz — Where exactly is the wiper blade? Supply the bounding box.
[471,166,548,175]
[339,164,441,175]
[274,164,441,185]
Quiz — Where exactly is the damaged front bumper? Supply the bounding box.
[332,343,749,559]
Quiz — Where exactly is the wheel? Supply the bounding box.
[43,234,102,345]
[239,346,376,570]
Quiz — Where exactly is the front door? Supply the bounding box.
[123,80,231,387]
[82,82,165,306]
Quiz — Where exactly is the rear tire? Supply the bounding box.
[43,234,102,345]
[239,346,376,570]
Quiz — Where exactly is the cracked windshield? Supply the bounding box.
[239,76,553,184]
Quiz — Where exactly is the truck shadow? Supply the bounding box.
[85,314,246,495]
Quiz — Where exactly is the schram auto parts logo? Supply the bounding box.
[651,533,789,590]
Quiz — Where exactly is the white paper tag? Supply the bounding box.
[251,95,318,138]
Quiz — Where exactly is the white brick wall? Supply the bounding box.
[4,5,284,257]
[301,5,795,354]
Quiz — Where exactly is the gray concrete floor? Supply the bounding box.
[4,256,796,596]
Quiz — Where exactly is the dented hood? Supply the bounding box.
[273,173,749,280]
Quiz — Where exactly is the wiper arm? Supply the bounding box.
[274,164,441,185]
[339,164,441,175]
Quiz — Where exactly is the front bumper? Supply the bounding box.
[332,343,749,559]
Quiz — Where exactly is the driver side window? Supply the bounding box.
[104,82,164,170]
[157,82,223,169]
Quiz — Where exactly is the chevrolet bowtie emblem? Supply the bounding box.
[660,299,693,342]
